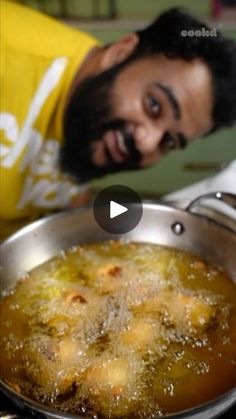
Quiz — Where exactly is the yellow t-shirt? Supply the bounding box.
[0,1,99,233]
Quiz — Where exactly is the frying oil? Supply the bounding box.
[0,241,236,418]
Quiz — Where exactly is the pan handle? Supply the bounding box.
[186,192,236,213]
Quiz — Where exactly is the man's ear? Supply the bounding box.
[100,33,139,71]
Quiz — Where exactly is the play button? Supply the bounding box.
[110,201,128,219]
[93,185,143,234]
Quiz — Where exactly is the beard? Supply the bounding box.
[59,60,142,183]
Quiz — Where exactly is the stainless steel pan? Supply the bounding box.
[0,192,236,419]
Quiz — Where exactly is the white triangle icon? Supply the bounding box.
[110,201,128,219]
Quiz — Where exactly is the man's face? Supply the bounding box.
[61,54,213,182]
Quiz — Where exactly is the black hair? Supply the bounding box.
[130,8,236,130]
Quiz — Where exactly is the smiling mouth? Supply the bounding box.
[116,130,129,155]
[103,130,130,164]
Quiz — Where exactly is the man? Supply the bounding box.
[1,1,236,237]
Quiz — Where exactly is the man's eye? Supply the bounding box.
[147,95,160,117]
[159,132,177,153]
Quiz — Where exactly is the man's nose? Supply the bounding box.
[133,123,165,154]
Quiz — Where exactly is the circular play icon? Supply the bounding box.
[93,185,143,234]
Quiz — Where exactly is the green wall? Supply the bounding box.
[64,0,210,19]
[19,0,210,19]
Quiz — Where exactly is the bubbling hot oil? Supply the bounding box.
[0,241,236,418]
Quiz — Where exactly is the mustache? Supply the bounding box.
[102,119,142,166]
